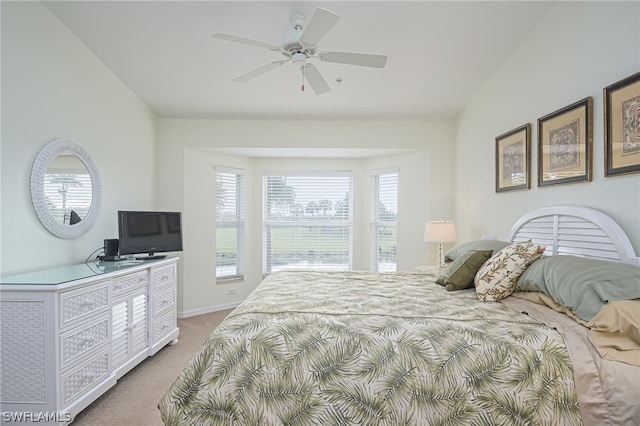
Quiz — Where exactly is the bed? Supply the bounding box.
[159,206,640,425]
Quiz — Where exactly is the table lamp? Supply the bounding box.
[424,220,457,269]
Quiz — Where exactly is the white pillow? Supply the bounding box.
[475,240,545,302]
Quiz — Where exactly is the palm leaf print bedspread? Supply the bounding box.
[159,270,582,425]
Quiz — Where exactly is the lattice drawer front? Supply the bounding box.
[152,264,176,290]
[153,287,176,316]
[60,284,109,327]
[61,315,109,369]
[0,301,46,403]
[112,271,148,296]
[152,310,176,344]
[62,351,109,404]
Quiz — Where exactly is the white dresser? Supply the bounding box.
[0,257,179,425]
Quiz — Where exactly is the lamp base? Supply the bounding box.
[436,243,445,269]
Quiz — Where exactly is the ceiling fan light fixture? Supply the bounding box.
[292,52,306,64]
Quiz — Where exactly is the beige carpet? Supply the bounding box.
[71,309,232,425]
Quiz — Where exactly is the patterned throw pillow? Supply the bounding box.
[475,240,545,302]
[436,250,493,291]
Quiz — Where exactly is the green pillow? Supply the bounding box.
[515,256,550,292]
[436,250,493,291]
[445,240,510,261]
[517,255,640,321]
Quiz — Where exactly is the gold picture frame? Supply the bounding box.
[495,123,530,192]
[537,97,593,187]
[604,72,640,177]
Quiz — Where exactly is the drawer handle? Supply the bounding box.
[127,321,145,331]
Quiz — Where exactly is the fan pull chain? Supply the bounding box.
[301,65,305,92]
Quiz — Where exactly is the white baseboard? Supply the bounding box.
[178,301,242,319]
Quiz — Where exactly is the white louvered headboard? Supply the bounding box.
[508,206,639,266]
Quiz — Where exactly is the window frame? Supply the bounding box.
[371,169,399,272]
[262,171,353,275]
[215,166,245,282]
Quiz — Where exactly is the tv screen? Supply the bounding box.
[118,211,183,259]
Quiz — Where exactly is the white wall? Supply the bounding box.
[454,1,640,253]
[158,119,454,316]
[1,2,158,274]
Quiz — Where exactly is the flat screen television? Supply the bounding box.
[118,211,183,260]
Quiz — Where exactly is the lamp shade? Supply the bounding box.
[424,220,457,243]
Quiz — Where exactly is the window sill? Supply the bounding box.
[216,276,244,284]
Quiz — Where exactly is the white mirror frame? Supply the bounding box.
[31,138,102,239]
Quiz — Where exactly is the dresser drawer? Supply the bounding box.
[152,287,176,317]
[61,349,110,405]
[112,271,148,297]
[151,264,176,290]
[60,313,110,370]
[59,282,110,329]
[152,309,176,345]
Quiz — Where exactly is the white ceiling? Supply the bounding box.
[43,1,555,120]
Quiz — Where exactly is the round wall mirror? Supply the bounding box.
[31,138,102,239]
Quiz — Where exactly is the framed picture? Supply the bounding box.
[604,72,640,176]
[537,97,593,187]
[495,123,530,192]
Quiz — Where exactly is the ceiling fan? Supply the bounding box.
[212,7,387,95]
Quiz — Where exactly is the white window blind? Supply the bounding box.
[216,167,245,281]
[372,170,398,272]
[263,173,352,274]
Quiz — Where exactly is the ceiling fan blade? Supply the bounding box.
[319,51,387,68]
[212,33,279,51]
[302,64,330,95]
[299,8,340,46]
[233,60,289,82]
